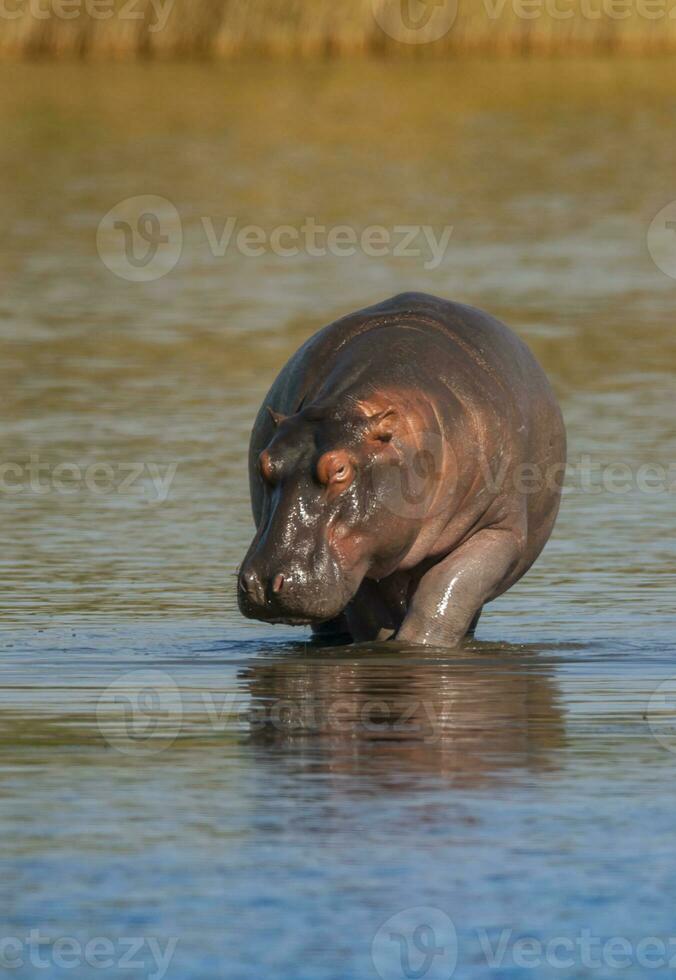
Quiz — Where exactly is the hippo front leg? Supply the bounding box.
[311,615,353,645]
[344,576,409,643]
[396,529,522,648]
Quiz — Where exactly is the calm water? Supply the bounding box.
[1,59,675,979]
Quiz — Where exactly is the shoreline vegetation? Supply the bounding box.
[1,0,676,59]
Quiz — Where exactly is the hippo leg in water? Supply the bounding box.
[238,293,566,648]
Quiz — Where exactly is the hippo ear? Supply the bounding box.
[267,407,288,427]
[366,408,398,444]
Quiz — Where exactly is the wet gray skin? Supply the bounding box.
[239,293,566,646]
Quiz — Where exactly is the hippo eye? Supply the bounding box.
[317,451,354,490]
[259,450,276,484]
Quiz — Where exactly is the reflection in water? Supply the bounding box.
[1,630,675,980]
[242,644,565,789]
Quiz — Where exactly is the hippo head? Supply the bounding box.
[238,396,441,626]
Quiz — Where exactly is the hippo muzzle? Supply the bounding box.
[237,548,356,626]
[237,478,363,626]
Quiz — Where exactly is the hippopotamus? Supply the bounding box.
[238,293,566,647]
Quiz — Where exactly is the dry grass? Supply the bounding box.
[1,0,675,58]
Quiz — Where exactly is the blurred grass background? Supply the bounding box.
[1,0,675,59]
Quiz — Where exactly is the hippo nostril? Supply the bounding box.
[271,573,285,595]
[240,568,264,604]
